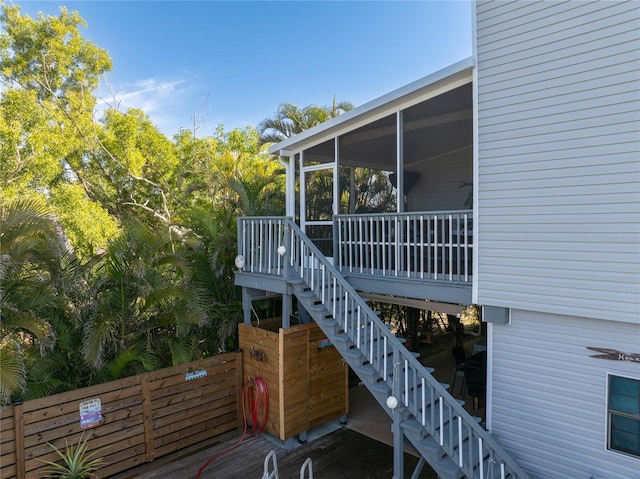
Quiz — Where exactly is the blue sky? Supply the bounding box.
[14,1,472,138]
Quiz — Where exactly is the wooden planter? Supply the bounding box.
[238,320,348,441]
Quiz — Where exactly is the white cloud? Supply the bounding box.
[96,76,193,136]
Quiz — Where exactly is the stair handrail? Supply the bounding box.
[237,216,530,479]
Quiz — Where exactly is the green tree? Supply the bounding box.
[82,224,209,370]
[258,98,354,145]
[0,4,112,199]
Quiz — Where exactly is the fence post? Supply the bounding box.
[14,402,25,479]
[235,351,244,431]
[140,375,155,462]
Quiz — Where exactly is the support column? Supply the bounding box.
[281,292,292,329]
[241,287,252,325]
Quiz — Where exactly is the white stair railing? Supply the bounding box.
[239,217,529,479]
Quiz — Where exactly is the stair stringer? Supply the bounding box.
[286,274,529,479]
[239,217,531,479]
[292,282,465,479]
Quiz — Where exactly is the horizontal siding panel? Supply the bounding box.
[478,210,639,225]
[478,106,639,142]
[478,131,638,160]
[480,191,638,209]
[478,116,637,149]
[478,88,636,127]
[478,5,638,68]
[477,0,616,36]
[480,178,639,195]
[476,0,554,29]
[478,130,638,158]
[478,65,638,105]
[479,289,639,318]
[479,33,638,94]
[478,269,639,296]
[479,152,638,174]
[478,274,638,303]
[489,311,640,479]
[480,243,638,259]
[479,142,638,167]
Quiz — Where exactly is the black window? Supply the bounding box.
[608,375,640,458]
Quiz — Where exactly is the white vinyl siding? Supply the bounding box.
[490,310,640,479]
[475,0,640,322]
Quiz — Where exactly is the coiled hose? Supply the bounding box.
[195,376,269,478]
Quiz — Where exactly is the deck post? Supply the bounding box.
[242,287,252,325]
[282,292,292,329]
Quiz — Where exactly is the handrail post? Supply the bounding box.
[391,346,404,479]
[333,216,339,271]
[283,221,291,279]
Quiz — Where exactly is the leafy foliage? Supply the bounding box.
[0,4,353,404]
[258,98,354,145]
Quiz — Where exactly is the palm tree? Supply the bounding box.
[258,98,354,145]
[0,198,63,403]
[82,223,210,371]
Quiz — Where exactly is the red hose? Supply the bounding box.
[195,376,269,478]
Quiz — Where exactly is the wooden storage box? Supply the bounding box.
[238,321,348,441]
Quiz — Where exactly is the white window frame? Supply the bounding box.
[607,373,640,459]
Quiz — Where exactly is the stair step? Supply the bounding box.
[355,363,379,380]
[317,316,337,328]
[296,290,315,298]
[434,456,463,479]
[332,333,351,345]
[345,348,364,360]
[308,304,327,312]
[371,380,390,395]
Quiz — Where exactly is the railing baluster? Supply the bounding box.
[439,397,444,445]
[419,215,424,279]
[381,217,387,275]
[479,437,484,479]
[449,214,453,281]
[369,321,374,363]
[369,219,374,274]
[358,217,363,274]
[458,416,463,467]
[404,359,409,406]
[421,377,426,426]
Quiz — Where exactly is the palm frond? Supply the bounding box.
[0,339,25,405]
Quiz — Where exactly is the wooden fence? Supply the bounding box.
[0,352,242,479]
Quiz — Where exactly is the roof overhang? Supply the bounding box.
[268,57,475,157]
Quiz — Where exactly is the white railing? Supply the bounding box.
[237,217,289,276]
[335,211,472,282]
[236,216,529,479]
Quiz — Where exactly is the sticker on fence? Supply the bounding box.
[79,398,102,429]
[185,369,208,381]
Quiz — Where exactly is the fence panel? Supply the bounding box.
[0,352,242,479]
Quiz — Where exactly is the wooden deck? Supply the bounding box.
[108,337,485,479]
[107,426,437,479]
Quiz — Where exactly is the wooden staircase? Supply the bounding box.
[237,217,531,479]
